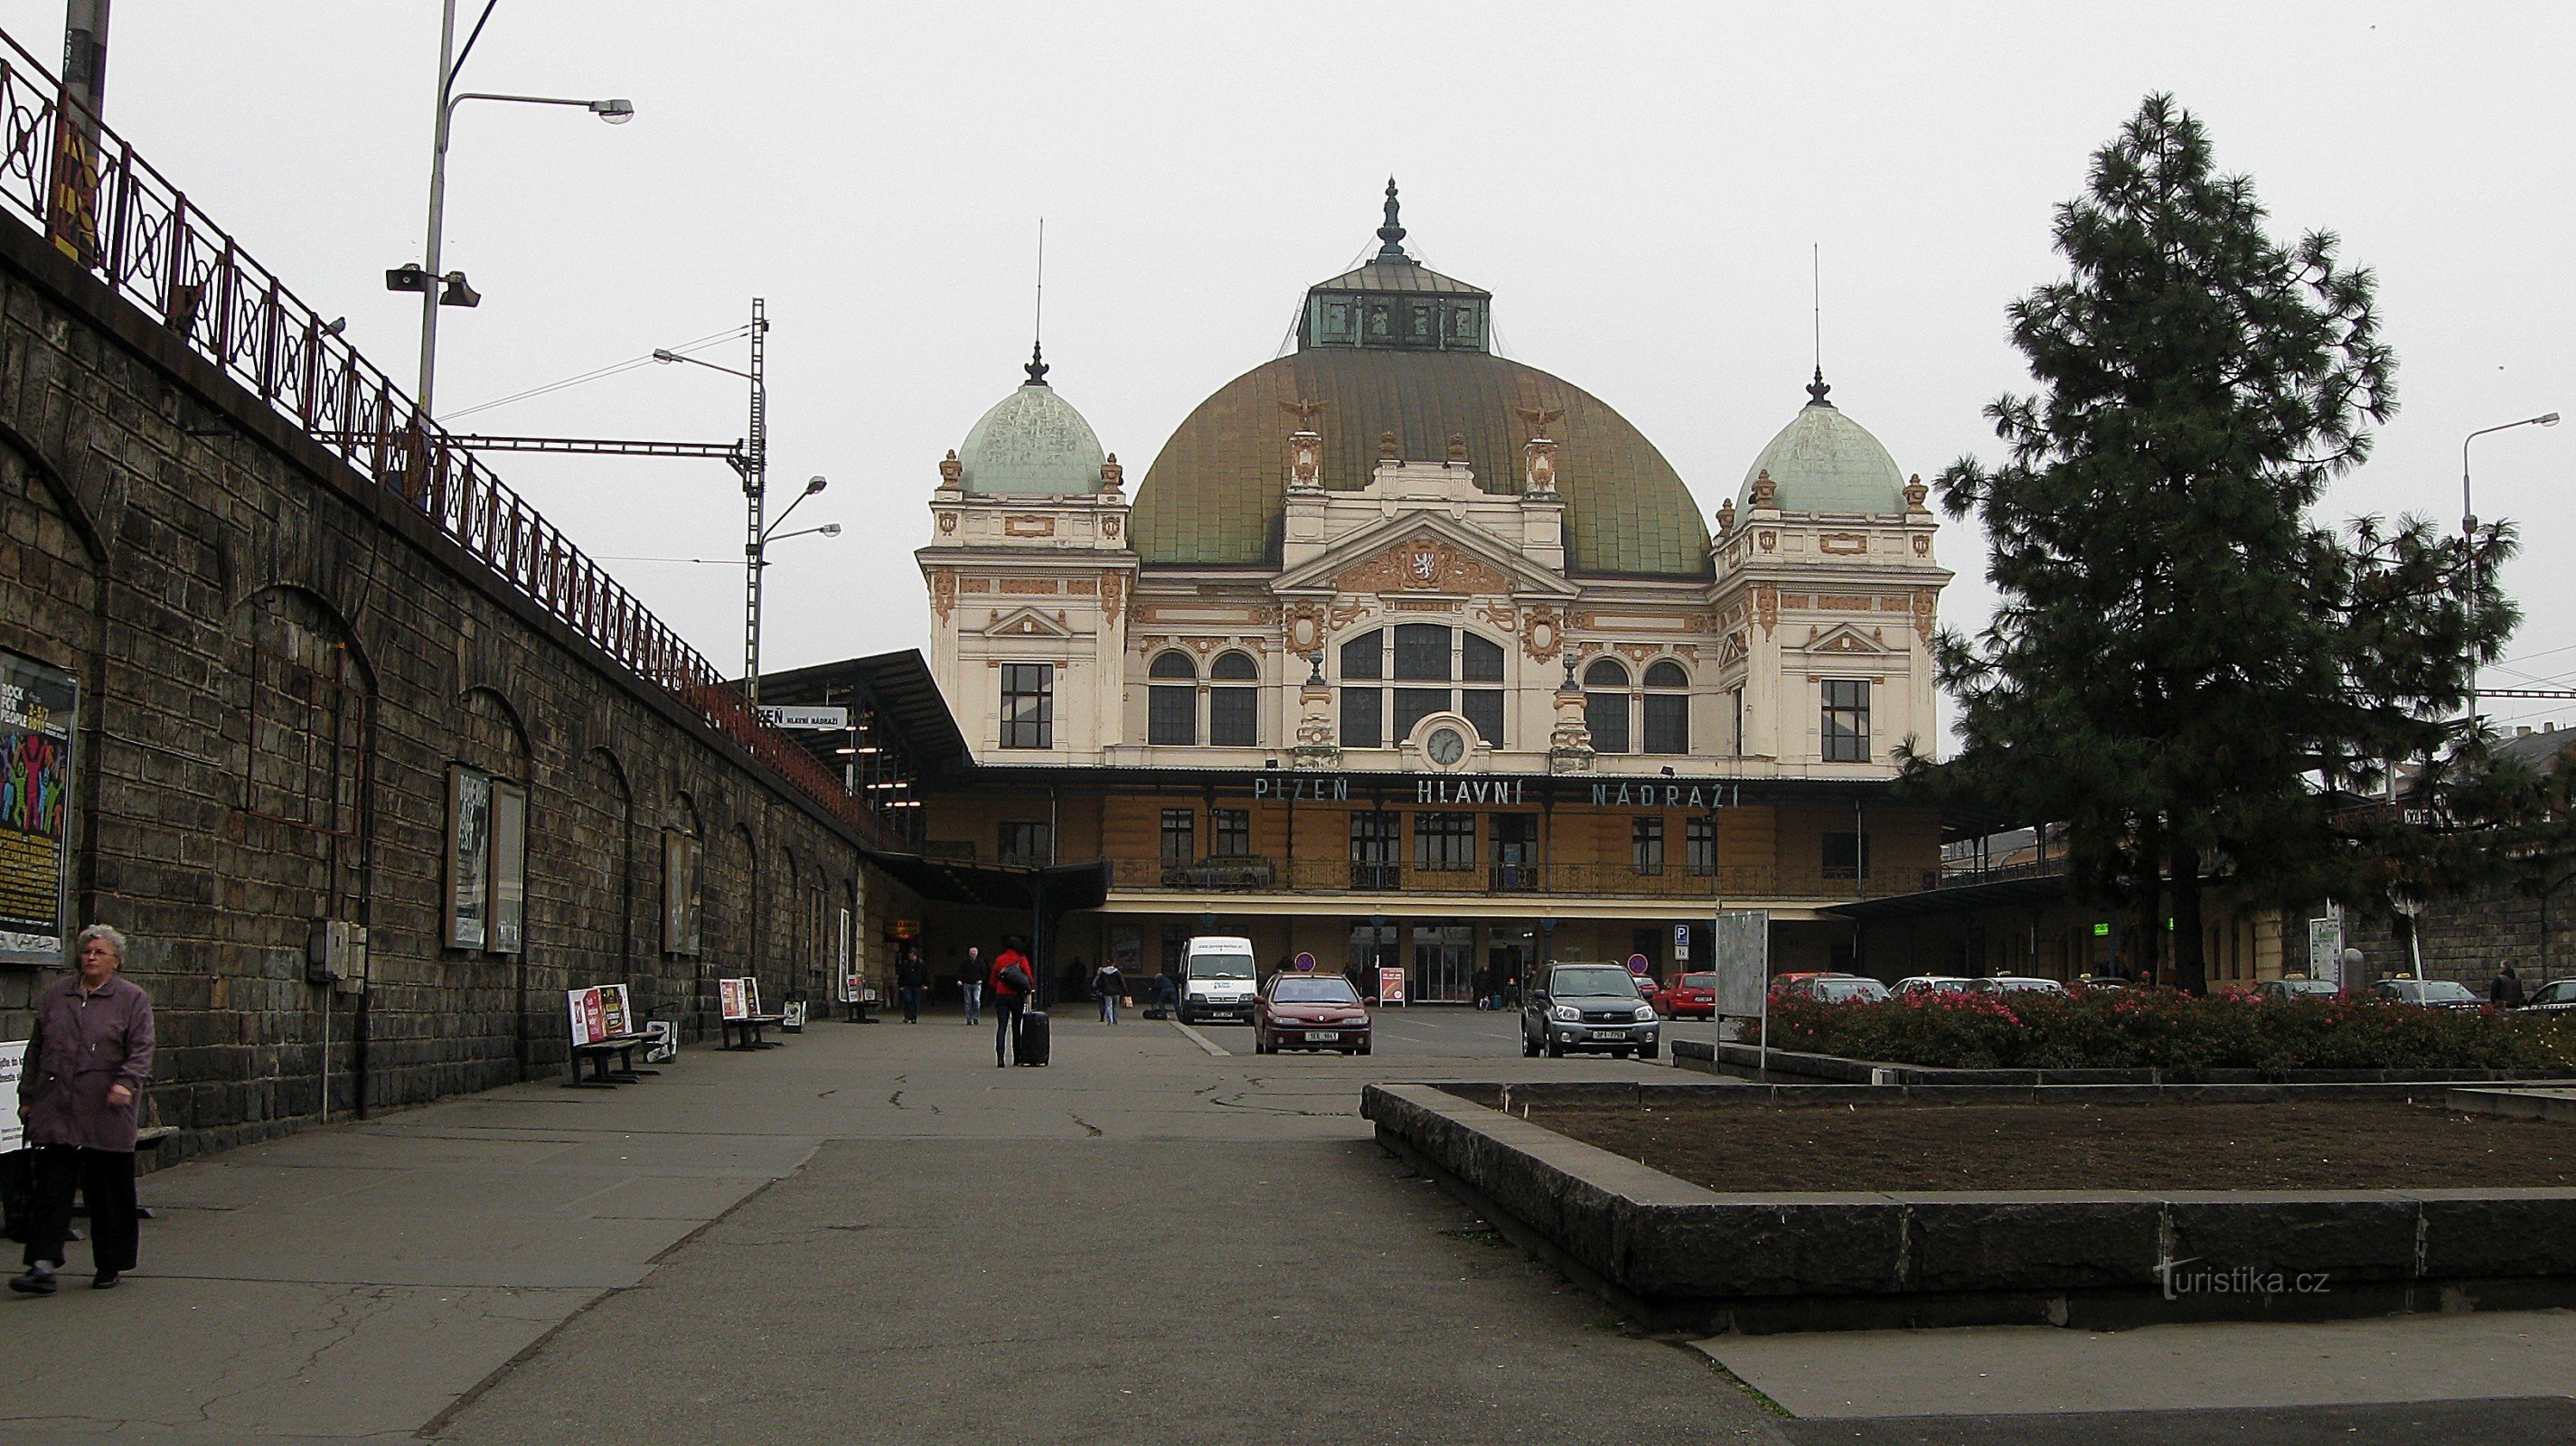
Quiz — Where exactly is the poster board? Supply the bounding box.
[1377,966,1407,1007]
[742,978,763,1017]
[0,652,77,965]
[446,765,492,951]
[567,986,609,1047]
[782,1000,806,1031]
[488,779,527,955]
[719,977,749,1021]
[2308,911,2345,985]
[1715,909,1771,1019]
[662,830,700,957]
[0,1038,24,1153]
[641,1019,678,1065]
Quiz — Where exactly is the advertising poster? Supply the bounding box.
[599,984,631,1038]
[0,653,77,965]
[743,978,763,1016]
[719,977,747,1021]
[447,765,492,951]
[566,987,603,1047]
[1377,966,1407,1006]
[488,780,527,955]
[0,1038,25,1153]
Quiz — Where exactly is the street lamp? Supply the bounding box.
[2462,411,2562,725]
[392,0,634,422]
[738,477,835,700]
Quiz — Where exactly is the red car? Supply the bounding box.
[1660,971,1717,1018]
[1254,972,1373,1055]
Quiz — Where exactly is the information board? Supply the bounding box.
[1377,966,1407,1007]
[1716,909,1771,1019]
[0,653,77,965]
[2309,913,2345,984]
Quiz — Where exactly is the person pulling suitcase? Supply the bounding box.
[990,937,1044,1067]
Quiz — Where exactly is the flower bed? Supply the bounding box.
[1765,990,2576,1075]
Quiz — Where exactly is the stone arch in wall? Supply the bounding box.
[579,745,640,1007]
[453,684,538,1079]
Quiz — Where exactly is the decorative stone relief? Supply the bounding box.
[1521,606,1565,662]
[959,577,992,593]
[1913,588,1938,639]
[938,512,957,534]
[1819,533,1868,555]
[1754,585,1778,639]
[1334,538,1510,596]
[1003,516,1057,538]
[1104,515,1123,539]
[1100,572,1125,624]
[929,568,955,622]
[1286,603,1326,653]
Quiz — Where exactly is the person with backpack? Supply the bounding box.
[1095,959,1123,1025]
[894,944,928,1024]
[959,946,984,1025]
[991,937,1037,1066]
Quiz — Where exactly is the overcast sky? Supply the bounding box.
[10,2,2570,741]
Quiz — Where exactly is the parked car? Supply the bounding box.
[1777,974,1892,1005]
[1893,975,1974,999]
[1660,972,1718,1019]
[1968,976,2070,998]
[1634,974,1666,1014]
[1522,963,1662,1060]
[2519,979,2576,1014]
[1768,971,1856,999]
[2072,975,2130,991]
[2366,977,2483,1009]
[1253,972,1371,1055]
[1179,935,1259,1025]
[2257,976,2344,1003]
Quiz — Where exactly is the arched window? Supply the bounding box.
[1149,652,1197,746]
[1460,634,1505,744]
[1338,627,1507,748]
[1584,657,1631,754]
[1209,651,1259,746]
[1642,660,1689,755]
[1340,630,1384,747]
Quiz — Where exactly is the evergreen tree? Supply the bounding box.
[1930,95,2515,993]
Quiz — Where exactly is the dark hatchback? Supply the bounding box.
[1522,963,1662,1060]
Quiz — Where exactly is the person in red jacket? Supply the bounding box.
[989,940,1035,1066]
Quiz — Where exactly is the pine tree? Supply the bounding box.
[1930,95,2515,994]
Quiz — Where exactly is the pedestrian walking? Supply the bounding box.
[959,946,984,1024]
[2493,962,2527,1009]
[992,937,1036,1066]
[1095,959,1123,1025]
[12,925,154,1296]
[895,944,928,1024]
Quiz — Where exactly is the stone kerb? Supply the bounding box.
[1670,1037,2571,1088]
[1360,1081,2576,1334]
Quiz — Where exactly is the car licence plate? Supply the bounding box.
[1307,1031,1340,1042]
[1588,1028,1626,1040]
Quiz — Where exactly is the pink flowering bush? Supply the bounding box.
[1765,988,2563,1075]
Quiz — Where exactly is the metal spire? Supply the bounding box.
[1026,217,1049,386]
[1376,176,1407,260]
[1807,243,1831,406]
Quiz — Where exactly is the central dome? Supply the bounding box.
[1133,181,1709,577]
[1738,375,1907,515]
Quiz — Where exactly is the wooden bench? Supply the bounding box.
[565,984,662,1087]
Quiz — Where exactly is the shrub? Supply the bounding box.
[1764,989,2559,1076]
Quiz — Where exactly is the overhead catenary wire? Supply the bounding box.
[439,324,749,423]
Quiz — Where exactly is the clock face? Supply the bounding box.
[1427,727,1466,766]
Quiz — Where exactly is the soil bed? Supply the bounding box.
[1522,1098,2576,1192]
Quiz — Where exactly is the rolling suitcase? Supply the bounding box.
[1015,1003,1051,1066]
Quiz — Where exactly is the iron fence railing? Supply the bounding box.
[0,28,879,846]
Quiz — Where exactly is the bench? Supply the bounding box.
[719,977,786,1050]
[566,983,663,1088]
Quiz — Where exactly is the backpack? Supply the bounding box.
[1000,962,1032,994]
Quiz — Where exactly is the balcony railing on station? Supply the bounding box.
[0,29,882,847]
[1104,856,1888,904]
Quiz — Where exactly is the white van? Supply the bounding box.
[1180,935,1259,1025]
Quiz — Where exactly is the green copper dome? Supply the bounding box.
[956,350,1106,496]
[1737,373,1907,515]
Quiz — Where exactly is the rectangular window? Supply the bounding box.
[1212,808,1251,859]
[1687,816,1716,877]
[1391,687,1448,742]
[1209,687,1258,747]
[1393,624,1452,681]
[1461,633,1504,681]
[1490,813,1538,891]
[1349,810,1400,890]
[1821,679,1871,763]
[999,821,1054,867]
[1414,811,1476,871]
[1161,808,1196,866]
[1149,684,1197,746]
[1823,831,1871,879]
[1631,816,1666,876]
[1731,687,1744,756]
[1643,693,1689,755]
[1586,692,1630,754]
[1000,662,1054,749]
[1340,687,1383,748]
[1461,688,1504,746]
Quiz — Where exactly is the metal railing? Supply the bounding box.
[1104,855,1885,903]
[0,29,879,846]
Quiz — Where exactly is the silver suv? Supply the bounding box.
[1522,963,1661,1060]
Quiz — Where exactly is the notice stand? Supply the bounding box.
[1715,909,1771,1075]
[1378,966,1407,1008]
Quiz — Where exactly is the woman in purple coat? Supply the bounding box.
[11,924,154,1294]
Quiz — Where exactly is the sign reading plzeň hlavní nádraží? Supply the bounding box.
[0,653,76,966]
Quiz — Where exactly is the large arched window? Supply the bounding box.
[1337,626,1507,748]
[1642,659,1689,755]
[1209,651,1259,747]
[1584,657,1631,754]
[1148,651,1197,746]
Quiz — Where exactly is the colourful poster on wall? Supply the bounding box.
[0,1038,25,1152]
[719,978,748,1021]
[0,653,77,965]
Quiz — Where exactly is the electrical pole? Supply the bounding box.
[739,297,769,703]
[47,0,109,266]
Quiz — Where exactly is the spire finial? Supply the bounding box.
[1806,365,1830,407]
[1806,243,1831,406]
[1025,339,1049,387]
[1025,217,1049,386]
[1376,176,1407,259]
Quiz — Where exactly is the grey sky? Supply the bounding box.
[13,2,2569,740]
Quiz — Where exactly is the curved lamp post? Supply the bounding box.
[2463,411,2561,725]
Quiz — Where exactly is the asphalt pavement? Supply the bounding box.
[4,1001,2572,1445]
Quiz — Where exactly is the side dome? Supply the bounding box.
[956,353,1106,496]
[1739,372,1907,515]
